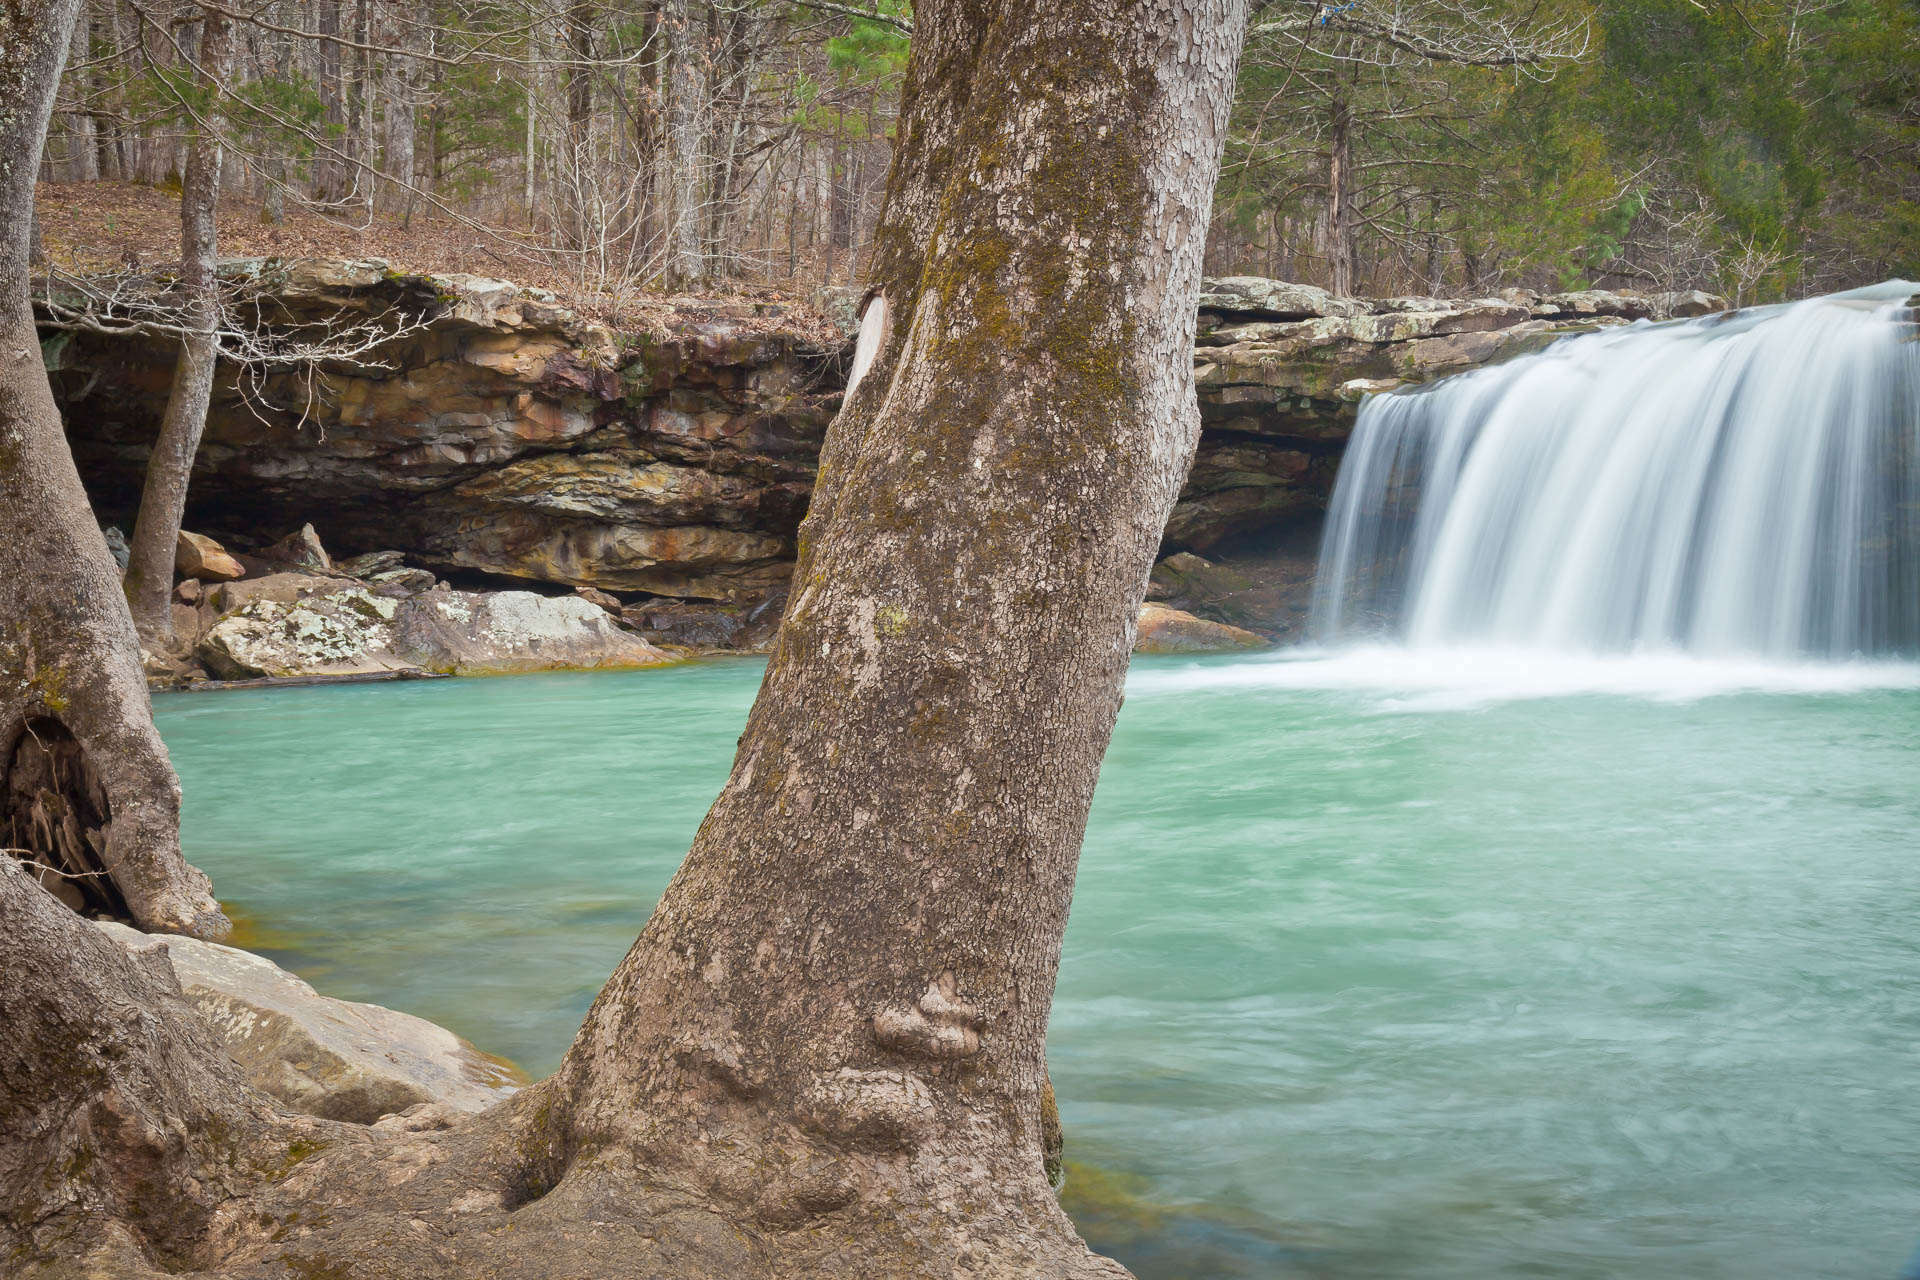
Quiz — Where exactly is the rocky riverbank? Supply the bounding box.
[47,259,1722,677]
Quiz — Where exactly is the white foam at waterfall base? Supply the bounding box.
[1310,280,1920,662]
[1129,646,1920,712]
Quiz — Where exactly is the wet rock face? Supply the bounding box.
[1134,602,1270,654]
[49,262,1721,613]
[1178,285,1724,552]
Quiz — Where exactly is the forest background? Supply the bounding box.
[33,0,1920,316]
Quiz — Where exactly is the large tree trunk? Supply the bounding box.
[519,0,1249,1268]
[0,0,226,941]
[3,1,1246,1274]
[121,5,230,645]
[0,860,301,1271]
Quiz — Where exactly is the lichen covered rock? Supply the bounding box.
[196,587,407,679]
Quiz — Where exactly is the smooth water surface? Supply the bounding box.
[154,655,1920,1278]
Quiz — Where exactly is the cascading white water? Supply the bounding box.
[1311,281,1920,659]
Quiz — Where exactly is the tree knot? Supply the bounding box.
[872,970,983,1060]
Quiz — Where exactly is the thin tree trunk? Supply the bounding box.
[0,0,226,941]
[566,0,595,249]
[631,0,664,271]
[1328,78,1355,297]
[524,3,539,228]
[121,6,230,644]
[59,7,99,180]
[662,0,704,287]
[354,0,373,212]
[314,0,344,201]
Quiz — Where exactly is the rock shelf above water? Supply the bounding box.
[44,260,1721,656]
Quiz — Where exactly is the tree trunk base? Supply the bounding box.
[3,861,1124,1280]
[199,1087,1125,1279]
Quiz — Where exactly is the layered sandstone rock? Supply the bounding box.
[174,529,244,580]
[50,260,837,611]
[47,260,1721,639]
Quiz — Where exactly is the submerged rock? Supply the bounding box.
[389,588,674,675]
[1135,603,1270,654]
[93,921,523,1124]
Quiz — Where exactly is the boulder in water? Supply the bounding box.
[197,588,412,680]
[92,920,523,1124]
[1135,602,1269,653]
[390,588,675,675]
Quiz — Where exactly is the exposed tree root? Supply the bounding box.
[3,717,132,920]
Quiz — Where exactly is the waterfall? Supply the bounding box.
[1311,281,1920,659]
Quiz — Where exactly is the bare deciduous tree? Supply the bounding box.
[120,1,229,642]
[1,0,226,940]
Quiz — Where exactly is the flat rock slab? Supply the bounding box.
[95,921,525,1124]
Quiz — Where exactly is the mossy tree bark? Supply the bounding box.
[2,0,1247,1274]
[526,0,1249,1266]
[0,0,227,940]
[121,3,232,644]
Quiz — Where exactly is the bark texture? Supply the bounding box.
[3,2,1248,1275]
[0,0,226,940]
[0,861,303,1275]
[122,6,231,643]
[662,0,706,287]
[516,0,1251,1269]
